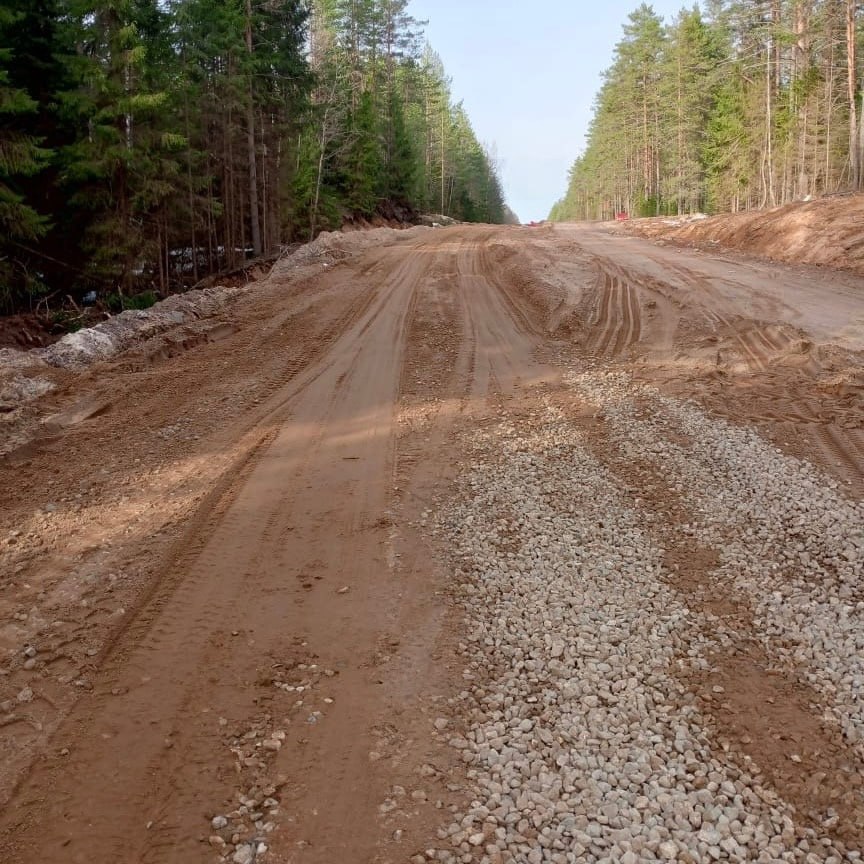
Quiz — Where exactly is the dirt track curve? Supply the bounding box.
[1,224,863,864]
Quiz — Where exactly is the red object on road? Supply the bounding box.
[615,212,629,221]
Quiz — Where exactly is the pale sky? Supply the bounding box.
[406,0,693,222]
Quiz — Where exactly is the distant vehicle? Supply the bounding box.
[615,212,630,221]
[526,220,545,227]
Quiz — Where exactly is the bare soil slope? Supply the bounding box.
[626,193,864,276]
[0,222,862,864]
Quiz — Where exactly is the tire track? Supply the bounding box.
[0,242,435,864]
[810,424,864,494]
[588,267,643,360]
[591,271,616,356]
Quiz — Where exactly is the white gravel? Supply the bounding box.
[38,286,245,368]
[573,371,864,751]
[430,369,862,863]
[270,225,427,277]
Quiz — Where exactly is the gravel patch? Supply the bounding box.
[572,370,864,751]
[270,225,427,277]
[38,287,245,369]
[430,370,862,863]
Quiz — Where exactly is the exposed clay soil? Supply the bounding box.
[624,193,864,277]
[0,313,61,351]
[0,222,862,863]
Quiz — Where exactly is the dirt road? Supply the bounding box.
[0,224,862,864]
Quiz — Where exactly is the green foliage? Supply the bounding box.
[552,0,863,221]
[340,90,384,215]
[106,289,158,311]
[0,0,510,315]
[0,5,52,308]
[300,4,507,231]
[51,308,86,332]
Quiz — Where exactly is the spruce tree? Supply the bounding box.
[0,6,50,309]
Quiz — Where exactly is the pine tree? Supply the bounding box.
[0,6,50,309]
[341,89,383,214]
[552,1,864,222]
[61,0,175,293]
[0,0,508,314]
[661,8,724,213]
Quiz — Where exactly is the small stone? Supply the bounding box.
[232,844,254,864]
[211,815,229,830]
[23,645,37,659]
[658,840,679,859]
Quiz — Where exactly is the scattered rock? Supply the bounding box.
[431,371,862,863]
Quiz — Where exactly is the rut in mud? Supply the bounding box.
[0,223,862,864]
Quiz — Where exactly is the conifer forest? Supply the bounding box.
[551,1,864,221]
[0,0,508,312]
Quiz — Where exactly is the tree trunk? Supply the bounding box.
[440,104,446,214]
[245,0,263,257]
[848,0,860,188]
[772,0,782,95]
[310,115,329,241]
[183,95,199,284]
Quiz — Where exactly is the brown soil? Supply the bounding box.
[0,313,60,350]
[0,222,863,862]
[624,193,864,277]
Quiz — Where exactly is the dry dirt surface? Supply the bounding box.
[0,222,862,864]
[624,194,864,278]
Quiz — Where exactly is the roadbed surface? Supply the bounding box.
[1,223,863,864]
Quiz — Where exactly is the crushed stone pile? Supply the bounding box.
[271,225,425,278]
[0,285,245,388]
[430,368,863,864]
[38,285,246,369]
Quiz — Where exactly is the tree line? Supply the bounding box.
[550,1,864,221]
[0,0,509,314]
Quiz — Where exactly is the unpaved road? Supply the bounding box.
[0,224,862,864]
